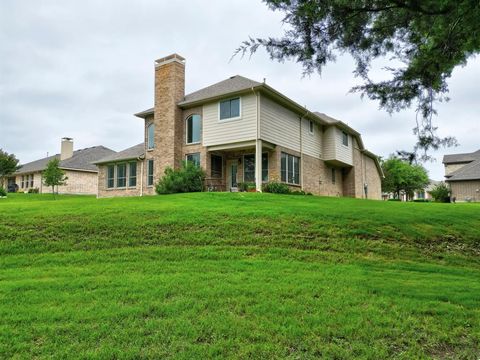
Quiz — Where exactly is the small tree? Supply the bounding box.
[430,183,451,203]
[43,158,68,199]
[0,149,19,188]
[156,161,205,195]
[381,157,429,200]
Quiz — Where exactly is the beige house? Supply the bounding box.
[444,150,480,202]
[95,53,383,199]
[9,138,114,195]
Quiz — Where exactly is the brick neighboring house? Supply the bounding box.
[95,53,383,199]
[443,150,480,202]
[9,138,115,195]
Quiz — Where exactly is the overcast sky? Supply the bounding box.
[1,0,478,180]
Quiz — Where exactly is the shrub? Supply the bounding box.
[28,188,39,194]
[413,199,429,203]
[262,181,290,194]
[0,187,6,197]
[387,198,401,201]
[156,161,206,195]
[237,182,248,192]
[429,183,450,203]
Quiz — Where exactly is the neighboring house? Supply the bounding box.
[9,138,115,195]
[413,179,441,200]
[95,53,383,199]
[443,149,480,202]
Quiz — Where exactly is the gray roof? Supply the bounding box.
[446,159,480,181]
[94,143,144,164]
[313,112,340,124]
[16,146,115,174]
[443,149,480,164]
[135,75,262,117]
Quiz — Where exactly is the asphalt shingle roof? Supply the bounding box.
[94,143,144,164]
[443,149,480,164]
[446,159,480,181]
[16,146,115,174]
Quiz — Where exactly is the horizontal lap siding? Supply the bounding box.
[260,96,301,152]
[335,128,353,165]
[322,127,336,160]
[203,94,257,146]
[302,118,322,159]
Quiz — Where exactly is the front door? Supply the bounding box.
[226,160,238,191]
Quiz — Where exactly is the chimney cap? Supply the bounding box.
[62,137,73,141]
[155,53,185,67]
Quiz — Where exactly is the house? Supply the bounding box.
[9,138,115,195]
[94,53,383,199]
[413,179,441,200]
[443,149,480,202]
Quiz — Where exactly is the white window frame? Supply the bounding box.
[185,114,202,145]
[116,163,127,188]
[281,152,300,186]
[342,131,349,147]
[218,97,242,122]
[147,123,155,150]
[309,120,314,135]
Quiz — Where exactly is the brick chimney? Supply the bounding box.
[60,137,73,160]
[151,54,185,177]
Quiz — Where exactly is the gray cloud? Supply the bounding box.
[1,0,478,181]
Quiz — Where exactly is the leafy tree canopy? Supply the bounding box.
[43,159,68,198]
[381,156,429,199]
[0,149,19,185]
[237,0,479,159]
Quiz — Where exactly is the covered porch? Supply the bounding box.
[204,140,276,192]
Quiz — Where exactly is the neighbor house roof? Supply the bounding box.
[443,149,480,164]
[445,159,480,182]
[94,143,145,164]
[16,146,115,174]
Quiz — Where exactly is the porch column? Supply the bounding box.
[255,139,262,192]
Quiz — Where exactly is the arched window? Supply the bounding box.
[186,114,201,144]
[147,123,155,150]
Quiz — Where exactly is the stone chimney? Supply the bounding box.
[60,137,73,160]
[152,53,185,175]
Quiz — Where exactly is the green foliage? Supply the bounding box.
[43,158,68,198]
[430,182,451,203]
[237,182,248,192]
[156,161,205,195]
[381,157,430,200]
[262,180,291,194]
[27,188,40,194]
[413,199,430,203]
[0,194,480,358]
[0,187,6,197]
[237,0,478,156]
[0,149,19,187]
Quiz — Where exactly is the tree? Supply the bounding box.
[0,149,19,188]
[236,1,479,158]
[429,182,451,202]
[381,156,429,200]
[43,158,68,198]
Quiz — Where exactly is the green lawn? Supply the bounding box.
[1,193,479,359]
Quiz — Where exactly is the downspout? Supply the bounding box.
[252,86,262,191]
[138,156,144,196]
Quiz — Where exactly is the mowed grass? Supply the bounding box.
[0,193,479,359]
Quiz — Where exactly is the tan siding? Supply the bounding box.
[302,119,322,159]
[203,94,257,146]
[322,126,336,160]
[450,180,480,202]
[335,128,353,165]
[445,163,468,176]
[260,96,300,152]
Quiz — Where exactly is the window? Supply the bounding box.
[281,152,300,185]
[309,120,314,134]
[107,165,115,188]
[342,131,349,146]
[147,160,154,186]
[219,97,240,120]
[186,115,201,144]
[147,123,155,150]
[25,175,29,188]
[211,155,223,178]
[128,162,137,187]
[117,163,127,188]
[331,168,336,184]
[243,153,269,182]
[21,175,24,188]
[186,153,200,167]
[30,175,34,188]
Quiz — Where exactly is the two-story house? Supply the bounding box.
[443,149,480,202]
[94,54,383,199]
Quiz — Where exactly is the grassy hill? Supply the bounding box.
[1,193,479,359]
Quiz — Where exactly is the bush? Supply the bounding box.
[387,198,401,201]
[262,181,291,194]
[0,187,6,197]
[28,188,39,194]
[429,183,450,203]
[156,161,206,195]
[413,199,429,203]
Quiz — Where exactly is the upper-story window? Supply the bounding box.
[219,97,240,120]
[147,123,155,150]
[309,120,314,134]
[186,114,201,144]
[342,131,349,146]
